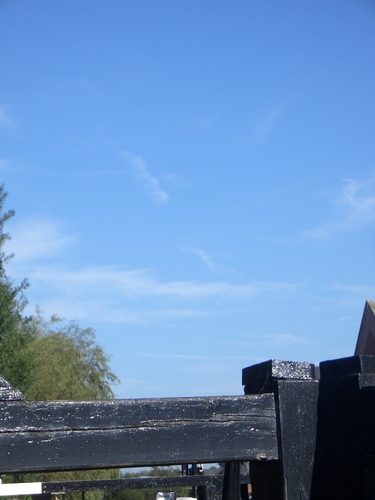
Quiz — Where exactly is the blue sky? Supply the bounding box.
[1,0,374,398]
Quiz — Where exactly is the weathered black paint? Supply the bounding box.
[249,460,284,500]
[42,475,229,493]
[311,355,375,500]
[320,354,375,379]
[242,359,315,386]
[41,474,250,500]
[0,375,24,401]
[243,359,319,500]
[0,394,278,473]
[2,355,375,499]
[222,462,241,500]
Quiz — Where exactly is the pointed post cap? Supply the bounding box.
[355,300,375,355]
[242,359,315,386]
[0,376,25,400]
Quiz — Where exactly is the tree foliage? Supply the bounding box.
[0,184,33,392]
[0,184,121,499]
[0,184,193,500]
[21,313,121,500]
[24,311,119,401]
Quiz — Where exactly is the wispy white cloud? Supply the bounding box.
[330,283,375,297]
[9,263,301,325]
[6,215,301,325]
[304,178,375,239]
[139,353,259,361]
[224,333,311,347]
[180,246,238,275]
[120,150,169,204]
[254,104,286,144]
[0,158,12,171]
[258,333,310,346]
[26,264,299,300]
[0,158,30,173]
[0,106,17,131]
[7,216,77,261]
[180,112,218,136]
[301,283,375,312]
[339,315,355,322]
[23,298,226,326]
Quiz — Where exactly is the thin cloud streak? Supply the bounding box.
[120,150,169,204]
[22,297,229,325]
[300,284,375,312]
[139,353,259,361]
[6,215,302,323]
[0,159,12,171]
[0,106,17,131]
[304,178,375,239]
[330,283,375,296]
[14,265,301,326]
[223,333,311,347]
[181,246,239,275]
[0,158,31,174]
[25,264,300,300]
[257,333,311,346]
[254,104,285,144]
[28,266,300,326]
[8,217,77,261]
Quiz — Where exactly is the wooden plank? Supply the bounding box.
[0,394,278,473]
[222,462,241,500]
[311,357,375,500]
[0,395,272,432]
[320,354,375,379]
[41,475,251,494]
[275,379,318,500]
[244,359,319,500]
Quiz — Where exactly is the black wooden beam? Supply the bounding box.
[311,355,375,500]
[243,359,319,500]
[222,462,241,500]
[0,394,278,473]
[41,475,250,494]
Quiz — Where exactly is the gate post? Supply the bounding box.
[242,360,318,500]
[222,462,241,500]
[311,355,375,500]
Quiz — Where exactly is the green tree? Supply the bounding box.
[24,311,119,401]
[0,183,33,392]
[0,184,121,500]
[22,312,121,500]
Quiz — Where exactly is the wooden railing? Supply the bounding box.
[0,355,374,500]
